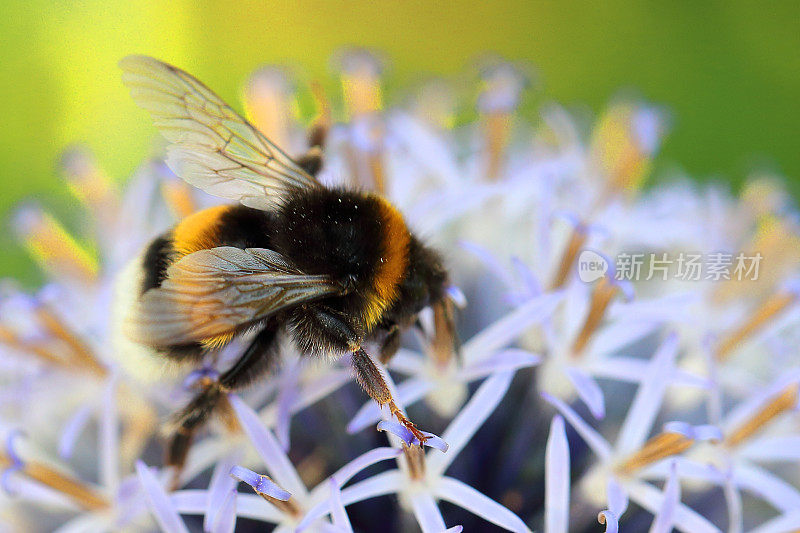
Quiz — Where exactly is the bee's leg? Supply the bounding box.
[167,384,222,473]
[351,346,429,446]
[431,299,463,366]
[166,324,280,486]
[297,306,429,445]
[296,147,324,177]
[378,323,401,365]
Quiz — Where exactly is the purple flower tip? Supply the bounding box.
[377,420,414,446]
[1,469,19,496]
[4,430,24,468]
[38,283,64,304]
[230,465,291,501]
[376,421,449,452]
[550,211,586,232]
[781,278,800,298]
[662,421,722,443]
[182,367,220,390]
[12,203,43,236]
[419,431,449,453]
[446,285,467,308]
[598,510,619,533]
[632,106,664,155]
[610,278,635,302]
[1,431,24,495]
[540,391,557,404]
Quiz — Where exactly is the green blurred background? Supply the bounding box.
[1,0,799,283]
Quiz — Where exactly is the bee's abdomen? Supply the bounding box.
[140,235,175,294]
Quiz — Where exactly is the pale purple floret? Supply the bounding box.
[57,404,93,459]
[181,367,220,390]
[229,465,290,501]
[205,451,241,531]
[649,461,681,533]
[227,393,307,497]
[544,415,569,533]
[376,420,448,452]
[135,461,189,533]
[2,429,24,495]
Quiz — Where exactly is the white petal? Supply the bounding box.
[228,394,308,498]
[410,492,446,533]
[565,367,605,419]
[616,333,679,456]
[626,480,721,533]
[541,392,612,460]
[435,476,531,533]
[135,461,189,533]
[648,461,680,533]
[545,415,570,533]
[428,371,514,476]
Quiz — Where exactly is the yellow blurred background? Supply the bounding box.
[1,0,799,283]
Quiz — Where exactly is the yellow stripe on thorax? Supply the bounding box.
[362,196,410,329]
[171,205,231,257]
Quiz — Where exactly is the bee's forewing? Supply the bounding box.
[120,55,320,211]
[125,246,340,347]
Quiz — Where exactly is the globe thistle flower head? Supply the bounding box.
[2,50,800,533]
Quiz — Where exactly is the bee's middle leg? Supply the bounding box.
[166,322,280,485]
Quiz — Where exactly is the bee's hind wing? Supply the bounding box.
[125,246,342,347]
[120,55,320,211]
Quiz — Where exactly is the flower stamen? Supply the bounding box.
[60,148,119,222]
[725,383,799,447]
[551,224,588,290]
[478,62,525,181]
[0,325,63,367]
[615,431,692,475]
[1,434,108,511]
[35,306,106,377]
[403,443,427,482]
[571,276,619,357]
[715,291,796,361]
[13,206,98,284]
[338,48,383,118]
[590,103,661,196]
[429,298,459,369]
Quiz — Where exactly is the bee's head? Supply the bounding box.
[405,240,466,364]
[407,239,448,311]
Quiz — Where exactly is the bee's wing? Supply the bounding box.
[126,247,341,347]
[119,55,319,211]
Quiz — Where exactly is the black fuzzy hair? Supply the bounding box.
[140,234,174,294]
[272,187,388,289]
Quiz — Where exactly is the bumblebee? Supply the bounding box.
[116,56,457,470]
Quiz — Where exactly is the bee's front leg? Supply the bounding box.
[299,307,430,445]
[351,346,429,446]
